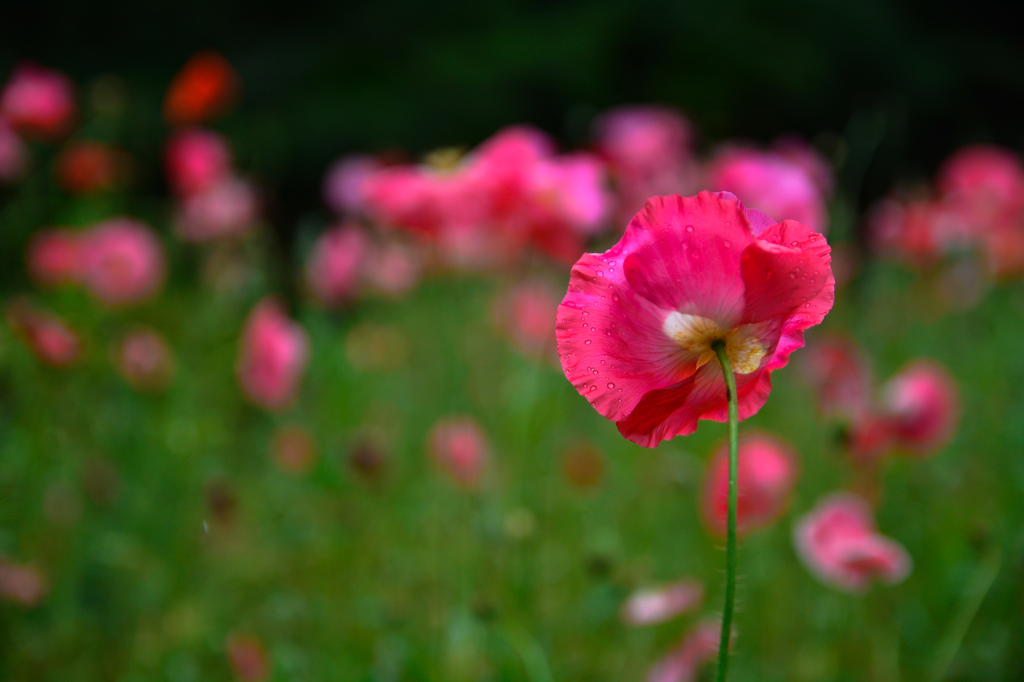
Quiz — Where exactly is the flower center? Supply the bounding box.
[662,312,767,374]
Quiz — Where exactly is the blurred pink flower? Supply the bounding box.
[556,192,835,447]
[0,62,76,139]
[225,633,271,682]
[593,105,699,224]
[323,154,382,216]
[880,361,959,455]
[304,224,368,306]
[237,298,309,411]
[78,219,166,306]
[621,579,703,626]
[428,416,489,488]
[6,299,82,367]
[27,228,82,287]
[113,327,175,392]
[164,51,240,126]
[798,335,873,420]
[0,118,27,183]
[165,127,233,197]
[0,559,49,607]
[938,144,1024,222]
[794,493,911,592]
[868,197,966,268]
[646,621,721,682]
[493,281,559,358]
[365,240,423,296]
[706,145,830,234]
[702,433,798,537]
[176,177,258,242]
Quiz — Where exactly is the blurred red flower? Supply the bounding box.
[164,51,240,126]
[6,298,82,367]
[55,140,123,194]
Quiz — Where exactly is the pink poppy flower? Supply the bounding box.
[113,327,175,392]
[702,433,798,536]
[176,177,258,242]
[706,146,829,234]
[798,335,872,420]
[868,197,967,268]
[165,127,233,197]
[937,144,1024,222]
[880,361,959,455]
[0,118,27,183]
[428,416,488,488]
[556,191,834,447]
[794,493,911,592]
[6,299,82,366]
[0,62,75,139]
[593,105,699,225]
[0,559,49,607]
[27,228,83,287]
[304,224,368,306]
[621,579,703,625]
[646,621,721,682]
[237,298,309,411]
[225,633,271,682]
[78,219,166,306]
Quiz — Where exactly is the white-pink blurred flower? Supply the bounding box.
[593,105,698,224]
[621,579,703,626]
[6,299,81,367]
[0,559,49,607]
[165,127,233,197]
[880,361,959,455]
[706,145,829,233]
[428,416,489,488]
[176,177,258,242]
[27,228,82,287]
[304,224,368,306]
[702,433,798,537]
[113,327,175,392]
[646,621,721,682]
[0,62,76,139]
[323,155,382,216]
[794,493,911,592]
[0,118,27,183]
[493,281,559,358]
[78,219,166,306]
[237,298,309,411]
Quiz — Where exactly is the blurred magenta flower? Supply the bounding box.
[428,416,488,488]
[706,144,831,234]
[0,62,75,139]
[6,299,82,367]
[493,281,559,359]
[620,579,703,625]
[593,105,698,225]
[165,127,233,197]
[701,433,798,537]
[79,218,166,306]
[304,224,368,307]
[646,621,721,682]
[880,360,959,455]
[271,424,318,475]
[225,633,271,682]
[0,559,49,607]
[798,335,873,420]
[27,228,82,287]
[237,298,309,411]
[164,51,240,126]
[0,118,27,183]
[556,192,834,447]
[794,493,911,592]
[176,177,259,242]
[938,144,1024,222]
[112,327,175,392]
[55,140,123,194]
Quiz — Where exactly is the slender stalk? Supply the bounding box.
[711,340,739,682]
[930,546,1001,682]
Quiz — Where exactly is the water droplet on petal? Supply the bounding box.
[588,385,597,392]
[612,293,619,301]
[584,339,592,345]
[724,240,731,248]
[564,301,576,308]
[685,225,694,232]
[597,270,604,277]
[607,382,615,389]
[789,272,797,279]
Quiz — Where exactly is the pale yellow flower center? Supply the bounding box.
[662,312,767,375]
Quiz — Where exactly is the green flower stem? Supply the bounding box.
[711,340,738,682]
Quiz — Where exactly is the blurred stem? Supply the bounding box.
[930,545,1001,682]
[711,340,738,682]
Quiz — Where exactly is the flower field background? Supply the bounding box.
[2,2,1024,680]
